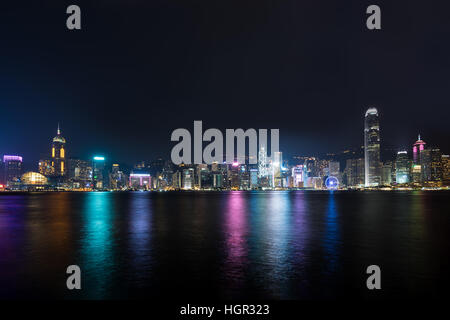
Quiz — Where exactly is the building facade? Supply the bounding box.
[364,107,381,186]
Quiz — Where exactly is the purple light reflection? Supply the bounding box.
[224,191,248,290]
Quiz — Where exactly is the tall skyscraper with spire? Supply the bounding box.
[51,124,67,176]
[413,134,426,165]
[364,107,381,186]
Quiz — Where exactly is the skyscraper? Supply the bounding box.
[442,155,450,186]
[258,146,269,178]
[431,148,443,182]
[328,161,340,179]
[3,155,23,188]
[51,124,67,177]
[272,151,282,187]
[411,135,426,184]
[182,167,195,190]
[396,151,410,184]
[413,135,426,165]
[345,158,364,187]
[291,165,304,188]
[364,107,381,186]
[92,156,107,189]
[68,158,92,189]
[381,162,393,186]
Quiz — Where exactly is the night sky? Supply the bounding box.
[1,1,450,167]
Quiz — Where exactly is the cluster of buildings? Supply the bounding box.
[0,126,128,191]
[361,108,449,189]
[1,109,450,192]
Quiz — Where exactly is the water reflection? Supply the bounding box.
[224,191,248,290]
[128,193,152,285]
[0,191,449,299]
[265,192,291,272]
[322,192,340,275]
[246,191,292,298]
[0,196,27,297]
[80,192,116,299]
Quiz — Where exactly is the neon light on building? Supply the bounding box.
[129,173,151,189]
[413,134,426,164]
[3,155,23,162]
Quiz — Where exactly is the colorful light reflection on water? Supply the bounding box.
[0,191,449,299]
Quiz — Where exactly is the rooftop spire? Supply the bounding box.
[57,123,61,135]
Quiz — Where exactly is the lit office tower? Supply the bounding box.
[381,162,393,186]
[249,168,258,189]
[413,135,426,165]
[395,151,410,184]
[51,124,67,176]
[230,162,241,189]
[172,170,182,189]
[182,167,195,190]
[68,158,92,189]
[291,165,304,188]
[258,146,271,187]
[3,155,23,187]
[345,158,364,187]
[272,151,283,187]
[329,161,340,178]
[421,148,442,184]
[364,107,381,186]
[129,173,151,190]
[92,156,107,189]
[258,146,269,178]
[110,163,127,190]
[420,148,431,182]
[442,155,450,185]
[39,159,54,176]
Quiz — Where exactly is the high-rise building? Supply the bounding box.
[258,146,269,178]
[213,173,224,189]
[291,165,304,188]
[68,158,92,189]
[421,148,442,185]
[197,164,212,189]
[364,107,381,186]
[3,155,23,188]
[272,151,283,188]
[129,172,151,190]
[239,165,250,190]
[109,164,127,190]
[172,170,182,189]
[381,162,393,186]
[230,162,241,189]
[442,155,450,186]
[249,168,258,189]
[182,167,195,190]
[345,158,363,187]
[39,159,54,176]
[50,124,67,177]
[413,135,426,165]
[395,151,410,184]
[92,156,107,189]
[409,135,426,184]
[420,148,431,182]
[329,161,340,177]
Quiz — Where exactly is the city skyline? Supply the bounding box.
[1,113,448,169]
[1,107,449,191]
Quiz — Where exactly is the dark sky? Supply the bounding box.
[1,0,450,166]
